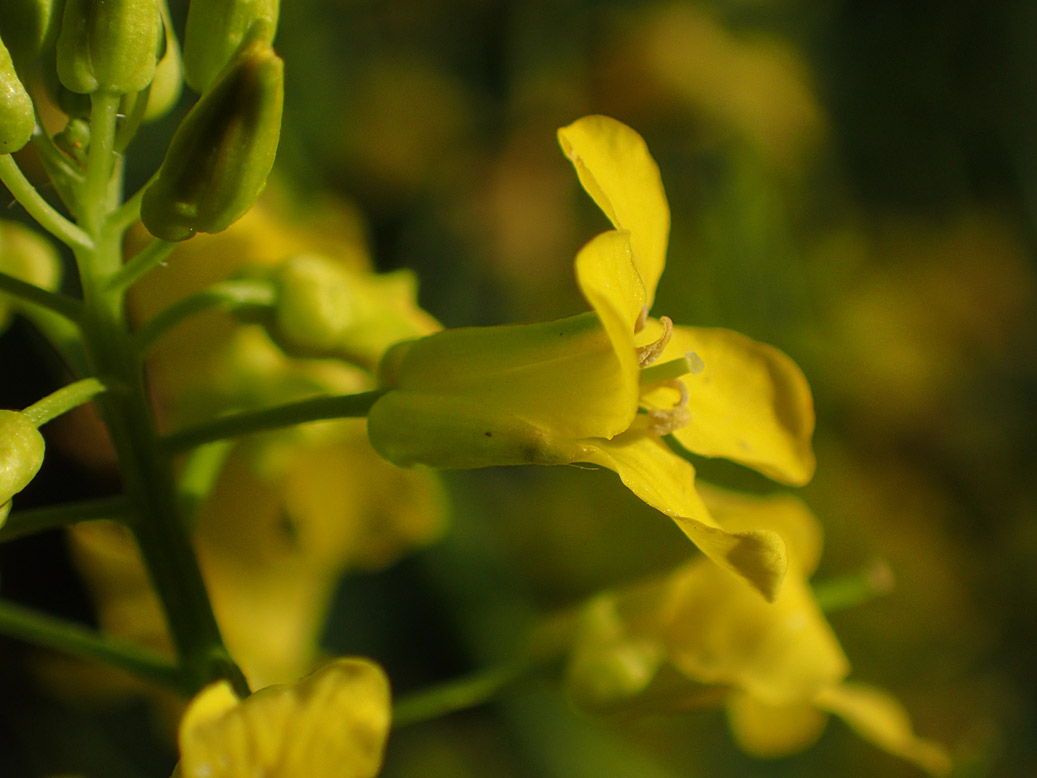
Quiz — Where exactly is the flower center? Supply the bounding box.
[635,319,704,435]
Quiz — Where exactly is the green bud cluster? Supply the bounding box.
[56,0,163,94]
[183,0,279,93]
[141,37,283,241]
[0,410,46,511]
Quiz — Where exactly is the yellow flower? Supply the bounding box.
[369,115,814,600]
[177,658,391,778]
[565,487,950,776]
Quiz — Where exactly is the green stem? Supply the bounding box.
[21,377,108,426]
[132,278,275,354]
[0,269,84,322]
[393,663,530,728]
[176,440,235,531]
[69,91,248,698]
[0,495,132,542]
[108,169,158,235]
[0,598,183,692]
[114,86,150,153]
[162,390,387,453]
[0,155,93,250]
[108,236,176,292]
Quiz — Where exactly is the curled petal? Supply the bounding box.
[574,229,646,370]
[645,326,816,485]
[559,115,670,307]
[178,658,391,778]
[698,484,824,578]
[582,433,788,601]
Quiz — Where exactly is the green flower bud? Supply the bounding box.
[0,219,63,332]
[0,35,35,153]
[0,0,65,68]
[183,0,279,93]
[52,115,90,164]
[142,11,183,121]
[56,0,163,94]
[140,39,283,241]
[0,410,45,506]
[268,254,441,369]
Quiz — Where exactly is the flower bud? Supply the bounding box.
[0,0,64,68]
[140,39,283,241]
[56,0,163,94]
[183,0,279,93]
[0,219,63,332]
[269,254,440,369]
[0,410,45,506]
[142,12,183,121]
[0,35,35,153]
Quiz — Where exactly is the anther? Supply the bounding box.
[635,316,673,368]
[643,379,691,435]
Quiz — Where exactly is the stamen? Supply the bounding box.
[635,315,673,368]
[643,379,691,434]
[640,351,705,386]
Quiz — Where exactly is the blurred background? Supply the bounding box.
[2,0,1035,776]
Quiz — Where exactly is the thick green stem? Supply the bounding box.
[67,91,248,698]
[0,156,93,250]
[0,598,182,692]
[162,390,387,452]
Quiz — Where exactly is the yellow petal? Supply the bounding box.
[698,484,824,577]
[375,309,637,444]
[582,433,788,601]
[574,229,645,370]
[660,560,850,706]
[178,658,392,778]
[558,115,670,306]
[815,683,952,776]
[726,692,829,758]
[645,326,816,485]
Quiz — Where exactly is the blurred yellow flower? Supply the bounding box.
[177,658,391,778]
[565,487,950,775]
[369,115,814,601]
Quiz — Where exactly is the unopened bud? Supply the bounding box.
[183,0,279,93]
[269,254,440,369]
[0,35,34,153]
[56,0,163,94]
[0,410,45,506]
[0,0,64,68]
[140,39,283,241]
[143,13,183,121]
[0,220,62,332]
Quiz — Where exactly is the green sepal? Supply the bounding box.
[0,0,64,69]
[183,0,279,93]
[0,35,35,154]
[140,38,283,241]
[0,410,46,506]
[368,391,589,470]
[56,0,163,94]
